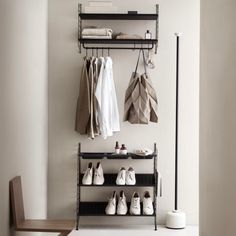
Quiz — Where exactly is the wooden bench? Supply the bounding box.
[10,176,75,236]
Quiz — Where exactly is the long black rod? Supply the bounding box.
[175,35,179,211]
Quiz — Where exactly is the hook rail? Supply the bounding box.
[80,39,157,52]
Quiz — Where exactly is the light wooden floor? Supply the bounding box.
[68,225,199,236]
[46,225,198,236]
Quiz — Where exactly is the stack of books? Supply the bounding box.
[85,1,118,13]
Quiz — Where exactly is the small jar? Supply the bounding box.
[115,141,120,154]
[120,144,127,155]
[145,30,152,39]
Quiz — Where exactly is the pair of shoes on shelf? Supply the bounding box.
[82,162,104,185]
[105,191,128,215]
[130,191,154,215]
[116,167,136,185]
[105,191,154,215]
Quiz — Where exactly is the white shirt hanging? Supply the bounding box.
[95,57,120,139]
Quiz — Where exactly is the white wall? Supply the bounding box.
[200,0,236,235]
[0,0,48,235]
[48,0,199,225]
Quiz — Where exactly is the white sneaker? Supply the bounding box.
[116,167,126,185]
[126,167,136,185]
[143,191,154,215]
[93,162,104,185]
[82,162,93,185]
[105,191,117,215]
[130,192,141,215]
[117,191,128,215]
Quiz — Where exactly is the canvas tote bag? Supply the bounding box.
[124,49,151,124]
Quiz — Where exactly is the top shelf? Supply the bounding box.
[79,13,158,20]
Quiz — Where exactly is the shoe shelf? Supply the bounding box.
[79,152,156,159]
[77,4,159,53]
[79,173,155,187]
[79,202,154,217]
[76,142,159,230]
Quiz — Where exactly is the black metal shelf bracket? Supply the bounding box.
[155,4,159,54]
[154,142,158,231]
[78,3,82,53]
[76,142,81,230]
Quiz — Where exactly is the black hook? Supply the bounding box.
[102,48,104,57]
[96,48,98,58]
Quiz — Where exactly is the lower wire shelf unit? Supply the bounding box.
[76,142,159,230]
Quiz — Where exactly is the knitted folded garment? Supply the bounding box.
[82,28,113,36]
[116,33,143,39]
[82,35,112,39]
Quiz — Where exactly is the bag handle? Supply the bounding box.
[134,49,147,75]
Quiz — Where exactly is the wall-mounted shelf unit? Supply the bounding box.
[78,4,159,53]
[76,143,159,231]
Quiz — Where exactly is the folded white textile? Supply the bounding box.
[85,6,118,13]
[82,35,112,39]
[89,1,113,7]
[82,28,113,36]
